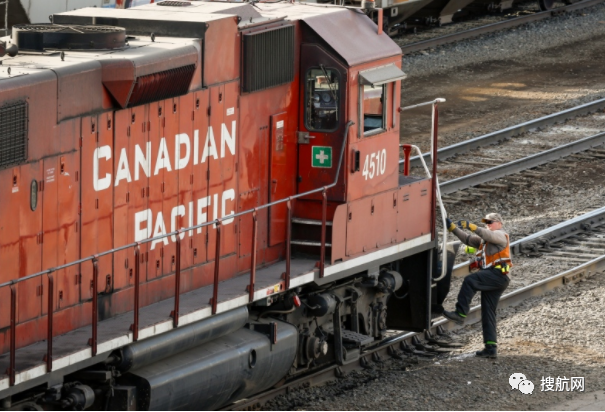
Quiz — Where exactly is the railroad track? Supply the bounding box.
[400,99,605,202]
[225,214,605,410]
[399,0,605,53]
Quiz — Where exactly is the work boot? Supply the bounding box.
[443,310,465,325]
[476,344,497,358]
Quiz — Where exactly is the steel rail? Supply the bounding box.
[439,130,605,195]
[224,252,605,411]
[452,206,605,277]
[401,97,605,169]
[400,0,605,55]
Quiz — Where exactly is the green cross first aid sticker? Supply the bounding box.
[312,146,332,168]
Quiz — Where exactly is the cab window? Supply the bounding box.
[305,67,340,132]
[363,84,386,136]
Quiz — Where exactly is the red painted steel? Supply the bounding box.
[249,211,258,302]
[401,144,412,176]
[46,273,54,372]
[269,112,290,247]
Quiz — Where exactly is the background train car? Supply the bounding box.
[0,0,568,44]
[0,1,450,409]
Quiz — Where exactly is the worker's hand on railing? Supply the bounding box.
[446,217,457,232]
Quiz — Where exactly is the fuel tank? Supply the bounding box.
[121,318,298,410]
[114,307,249,372]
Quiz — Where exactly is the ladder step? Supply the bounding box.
[291,240,332,247]
[341,330,374,347]
[292,218,333,226]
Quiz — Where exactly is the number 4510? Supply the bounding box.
[362,149,387,180]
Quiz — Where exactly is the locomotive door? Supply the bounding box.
[191,89,210,268]
[114,105,149,293]
[298,44,348,201]
[80,114,114,302]
[0,162,43,324]
[207,83,238,263]
[42,150,80,312]
[268,112,291,247]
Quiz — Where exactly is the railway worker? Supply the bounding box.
[443,213,512,358]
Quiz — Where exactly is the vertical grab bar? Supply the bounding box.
[46,272,54,372]
[249,211,258,302]
[172,237,181,328]
[285,200,292,288]
[89,257,98,356]
[8,284,16,386]
[320,189,327,278]
[132,245,140,341]
[212,220,221,314]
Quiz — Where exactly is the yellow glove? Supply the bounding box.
[464,246,477,254]
[458,220,477,232]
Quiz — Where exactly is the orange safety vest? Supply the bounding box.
[475,233,513,274]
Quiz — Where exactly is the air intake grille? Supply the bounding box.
[128,65,196,107]
[242,25,294,93]
[0,101,28,170]
[158,1,192,6]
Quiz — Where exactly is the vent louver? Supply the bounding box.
[158,1,192,5]
[128,65,196,107]
[0,101,28,170]
[242,25,294,93]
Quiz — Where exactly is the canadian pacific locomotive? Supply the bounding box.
[0,1,447,409]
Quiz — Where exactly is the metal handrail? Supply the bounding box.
[2,120,353,387]
[0,121,355,289]
[399,98,448,282]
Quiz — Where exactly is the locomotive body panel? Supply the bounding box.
[0,3,441,407]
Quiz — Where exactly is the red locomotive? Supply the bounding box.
[0,2,445,409]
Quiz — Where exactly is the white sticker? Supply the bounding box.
[46,168,55,183]
[226,107,234,116]
[12,186,18,193]
[276,120,284,129]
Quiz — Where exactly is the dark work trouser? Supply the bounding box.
[455,267,510,344]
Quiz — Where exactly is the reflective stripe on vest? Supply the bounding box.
[476,233,513,270]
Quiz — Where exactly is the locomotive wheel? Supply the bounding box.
[538,0,556,11]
